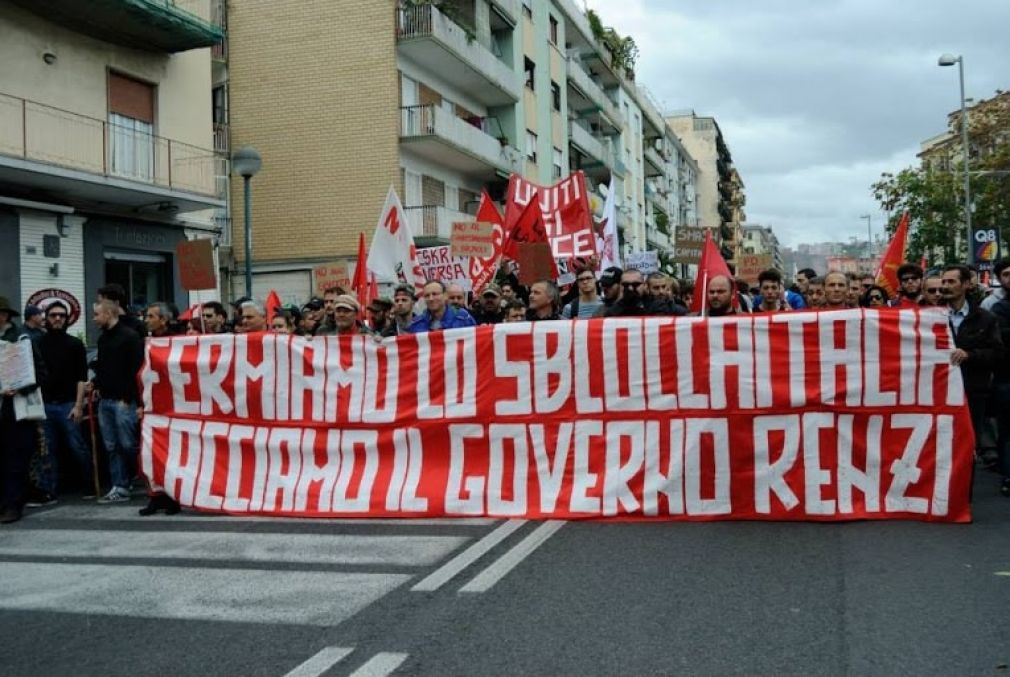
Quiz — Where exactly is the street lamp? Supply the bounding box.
[860,214,872,255]
[938,53,973,264]
[232,145,262,299]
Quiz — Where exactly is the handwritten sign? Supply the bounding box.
[672,227,706,264]
[312,261,351,295]
[176,239,217,291]
[0,338,36,391]
[450,221,495,259]
[737,254,774,285]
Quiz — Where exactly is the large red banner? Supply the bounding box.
[504,172,597,259]
[141,309,974,522]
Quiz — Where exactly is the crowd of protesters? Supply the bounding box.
[2,256,1010,524]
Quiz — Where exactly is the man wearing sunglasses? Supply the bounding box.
[33,302,91,505]
[889,263,923,308]
[919,275,944,307]
[604,269,650,317]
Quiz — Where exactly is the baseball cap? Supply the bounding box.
[481,283,502,298]
[23,304,43,319]
[333,294,361,312]
[599,267,623,287]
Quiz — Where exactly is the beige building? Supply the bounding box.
[740,224,782,270]
[222,0,699,300]
[0,0,224,341]
[667,111,744,264]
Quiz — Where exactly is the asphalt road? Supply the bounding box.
[1,473,1007,677]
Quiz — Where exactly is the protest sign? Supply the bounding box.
[312,261,351,295]
[516,242,557,285]
[738,254,774,285]
[673,227,706,264]
[142,308,973,522]
[417,245,472,291]
[451,221,495,259]
[0,338,36,391]
[176,239,217,291]
[625,251,660,275]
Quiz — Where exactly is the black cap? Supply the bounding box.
[599,267,623,287]
[393,284,416,298]
[301,298,324,311]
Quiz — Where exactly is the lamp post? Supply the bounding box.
[860,214,872,256]
[938,53,973,264]
[232,145,262,299]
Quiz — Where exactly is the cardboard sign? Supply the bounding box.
[312,261,351,295]
[450,220,495,259]
[625,251,660,275]
[516,242,556,285]
[176,239,217,291]
[737,254,774,285]
[672,227,706,264]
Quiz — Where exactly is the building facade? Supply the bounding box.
[221,0,698,301]
[666,111,743,264]
[0,0,225,342]
[740,224,783,271]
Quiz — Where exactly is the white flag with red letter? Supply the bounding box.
[367,185,425,294]
[597,182,621,271]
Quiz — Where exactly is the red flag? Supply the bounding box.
[469,190,506,292]
[368,272,379,304]
[690,229,735,314]
[874,211,910,298]
[920,255,928,271]
[264,289,282,322]
[351,232,368,293]
[502,190,559,280]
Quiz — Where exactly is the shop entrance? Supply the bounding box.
[104,250,171,311]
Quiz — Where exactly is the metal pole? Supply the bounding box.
[243,175,252,298]
[958,57,973,264]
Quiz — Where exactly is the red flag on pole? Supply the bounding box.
[352,231,369,313]
[264,289,282,322]
[689,229,735,314]
[874,211,910,298]
[469,190,506,292]
[368,272,379,305]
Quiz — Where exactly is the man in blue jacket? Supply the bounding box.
[409,280,476,333]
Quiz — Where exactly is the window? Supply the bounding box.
[549,15,559,45]
[526,130,538,163]
[107,72,156,182]
[552,147,563,178]
[551,81,561,111]
[524,58,535,90]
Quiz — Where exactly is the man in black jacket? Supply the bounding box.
[942,264,1003,470]
[985,258,1010,496]
[36,301,91,503]
[92,299,145,504]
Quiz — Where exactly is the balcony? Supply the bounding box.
[403,204,474,243]
[566,57,621,132]
[643,144,664,177]
[9,0,223,53]
[569,121,608,167]
[488,0,519,26]
[396,4,520,106]
[213,123,229,154]
[400,104,513,179]
[0,91,226,213]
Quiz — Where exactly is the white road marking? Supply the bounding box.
[349,652,409,677]
[33,503,496,526]
[0,529,467,567]
[0,563,409,626]
[459,520,565,593]
[282,646,355,677]
[411,519,526,592]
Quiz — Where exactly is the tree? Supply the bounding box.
[872,90,1010,266]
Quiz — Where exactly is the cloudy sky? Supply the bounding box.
[585,0,1010,248]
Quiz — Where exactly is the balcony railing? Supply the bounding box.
[566,57,621,127]
[403,204,474,240]
[400,104,510,172]
[644,144,665,176]
[396,3,520,105]
[213,122,229,154]
[569,121,607,167]
[0,91,224,198]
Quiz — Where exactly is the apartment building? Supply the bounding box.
[740,224,782,271]
[918,90,1010,172]
[667,111,743,264]
[223,0,696,299]
[0,0,225,342]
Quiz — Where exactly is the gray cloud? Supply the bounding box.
[587,0,1010,246]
